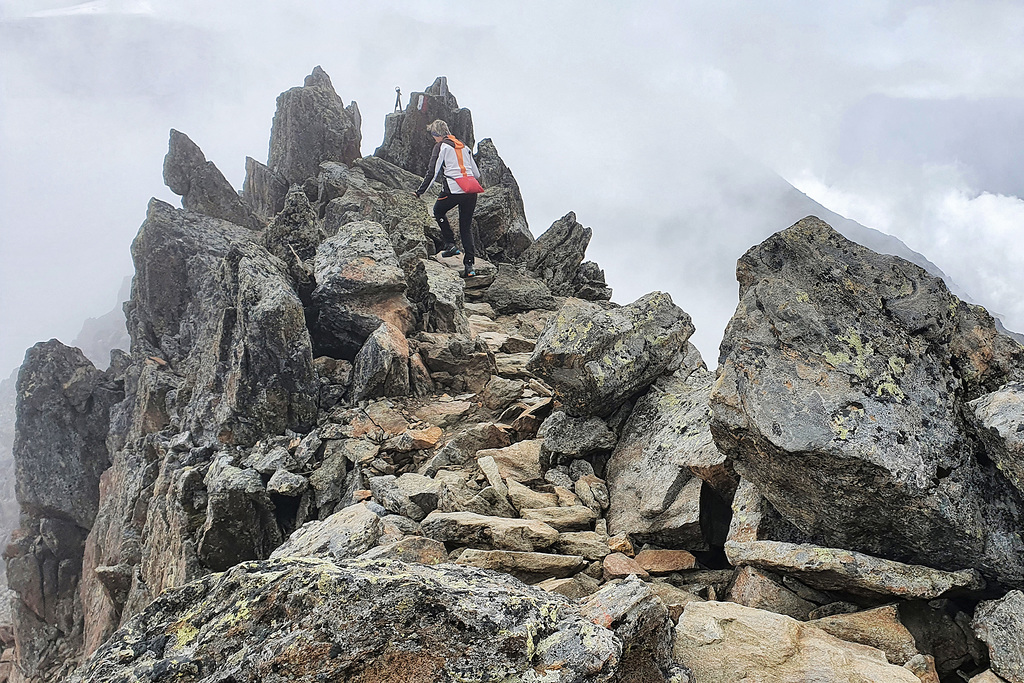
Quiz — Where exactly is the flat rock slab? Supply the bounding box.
[603,552,650,581]
[520,506,597,532]
[635,549,697,574]
[421,511,558,552]
[357,537,448,565]
[454,549,587,583]
[675,601,920,683]
[477,439,544,484]
[725,539,985,599]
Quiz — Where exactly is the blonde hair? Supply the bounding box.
[427,119,451,137]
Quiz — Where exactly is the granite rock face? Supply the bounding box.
[711,216,1024,589]
[374,76,474,177]
[268,66,362,185]
[163,129,256,230]
[69,558,628,683]
[529,293,694,417]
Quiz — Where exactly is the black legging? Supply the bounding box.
[433,192,477,267]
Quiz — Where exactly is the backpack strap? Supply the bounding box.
[446,135,471,177]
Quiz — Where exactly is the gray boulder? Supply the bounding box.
[579,576,687,681]
[68,557,627,683]
[163,129,256,229]
[408,258,470,334]
[973,591,1024,683]
[538,410,617,460]
[259,186,321,281]
[606,345,735,546]
[374,76,474,177]
[196,461,281,571]
[311,220,415,359]
[349,322,411,403]
[484,264,558,314]
[320,161,435,258]
[268,66,361,185]
[472,138,534,262]
[528,293,694,417]
[711,216,1024,588]
[970,383,1024,494]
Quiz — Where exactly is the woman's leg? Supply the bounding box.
[456,193,478,267]
[433,194,459,248]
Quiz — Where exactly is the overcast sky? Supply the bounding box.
[3,0,1024,373]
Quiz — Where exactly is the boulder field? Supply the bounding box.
[2,68,1022,683]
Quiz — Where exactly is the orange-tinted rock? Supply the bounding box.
[635,549,697,574]
[603,552,649,581]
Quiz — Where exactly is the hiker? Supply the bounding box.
[414,119,484,277]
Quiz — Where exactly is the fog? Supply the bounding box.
[3,0,1024,374]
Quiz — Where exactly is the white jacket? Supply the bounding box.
[418,136,481,196]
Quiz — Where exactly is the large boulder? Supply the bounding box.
[483,264,558,314]
[674,601,920,682]
[528,293,694,417]
[127,199,317,445]
[710,216,1024,588]
[407,258,470,334]
[374,76,474,177]
[348,322,411,403]
[163,129,256,229]
[606,344,734,547]
[472,138,534,262]
[310,220,415,359]
[268,66,361,185]
[196,461,281,571]
[68,558,627,682]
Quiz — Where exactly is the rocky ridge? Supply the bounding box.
[3,69,1022,683]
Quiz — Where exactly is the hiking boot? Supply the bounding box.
[441,244,462,258]
[463,265,477,278]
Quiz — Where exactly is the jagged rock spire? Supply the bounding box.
[163,129,258,230]
[267,65,361,186]
[374,76,474,177]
